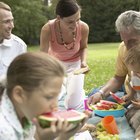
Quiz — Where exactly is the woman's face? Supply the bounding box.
[21,76,63,120]
[59,10,81,31]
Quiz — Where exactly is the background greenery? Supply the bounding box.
[3,0,140,44]
[28,43,119,94]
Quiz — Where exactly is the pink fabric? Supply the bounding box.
[48,19,81,62]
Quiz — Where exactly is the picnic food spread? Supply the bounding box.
[89,100,124,110]
[88,100,125,117]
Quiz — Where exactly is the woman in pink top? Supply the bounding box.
[40,0,89,110]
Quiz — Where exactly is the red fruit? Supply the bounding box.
[95,103,110,110]
[110,92,125,104]
[100,100,117,106]
[38,110,86,128]
[93,105,105,110]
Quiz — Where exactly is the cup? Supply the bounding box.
[102,115,119,134]
[84,98,92,111]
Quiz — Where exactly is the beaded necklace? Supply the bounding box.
[58,21,76,50]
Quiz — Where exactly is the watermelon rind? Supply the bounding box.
[38,110,86,128]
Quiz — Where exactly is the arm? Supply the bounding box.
[88,43,129,104]
[40,23,51,52]
[88,75,126,105]
[80,21,89,67]
[101,75,126,97]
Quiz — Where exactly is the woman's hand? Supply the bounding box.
[81,61,87,68]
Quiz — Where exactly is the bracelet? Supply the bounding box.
[99,89,105,99]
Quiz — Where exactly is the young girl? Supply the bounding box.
[40,0,89,110]
[0,52,84,140]
[124,45,140,139]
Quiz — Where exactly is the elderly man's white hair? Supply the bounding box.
[115,10,140,34]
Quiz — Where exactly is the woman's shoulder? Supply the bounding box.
[79,20,89,28]
[79,20,89,33]
[42,19,56,31]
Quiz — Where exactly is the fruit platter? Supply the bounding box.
[89,100,125,117]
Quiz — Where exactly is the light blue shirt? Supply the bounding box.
[0,91,35,140]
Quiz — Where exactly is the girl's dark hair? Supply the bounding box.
[55,0,81,18]
[6,52,65,95]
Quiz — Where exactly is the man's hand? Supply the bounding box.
[87,92,102,105]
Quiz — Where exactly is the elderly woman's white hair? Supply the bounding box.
[115,10,140,34]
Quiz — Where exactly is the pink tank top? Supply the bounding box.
[48,19,81,62]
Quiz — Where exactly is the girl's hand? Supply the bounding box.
[121,94,133,105]
[56,117,87,140]
[33,118,59,140]
[131,100,140,109]
[33,116,87,140]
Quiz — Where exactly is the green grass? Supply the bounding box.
[85,43,119,94]
[28,42,120,94]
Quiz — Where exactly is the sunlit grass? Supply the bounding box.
[85,43,119,94]
[28,42,120,94]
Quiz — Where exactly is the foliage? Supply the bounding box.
[3,0,47,44]
[2,0,140,44]
[77,0,140,43]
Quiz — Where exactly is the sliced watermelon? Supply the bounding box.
[110,92,125,104]
[100,100,117,108]
[96,103,111,110]
[38,110,86,128]
[89,104,108,110]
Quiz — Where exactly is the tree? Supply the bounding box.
[3,0,46,44]
[78,0,139,43]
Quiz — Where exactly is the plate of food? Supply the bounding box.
[89,100,125,117]
[38,109,86,128]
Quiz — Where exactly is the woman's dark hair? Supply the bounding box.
[56,0,81,18]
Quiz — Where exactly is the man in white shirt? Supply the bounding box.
[0,2,27,96]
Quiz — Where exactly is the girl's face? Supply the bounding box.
[59,10,81,31]
[20,76,63,120]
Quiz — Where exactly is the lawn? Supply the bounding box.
[28,42,120,94]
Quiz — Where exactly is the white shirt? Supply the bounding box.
[0,91,36,140]
[0,34,27,76]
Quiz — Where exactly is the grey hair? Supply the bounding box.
[115,10,140,34]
